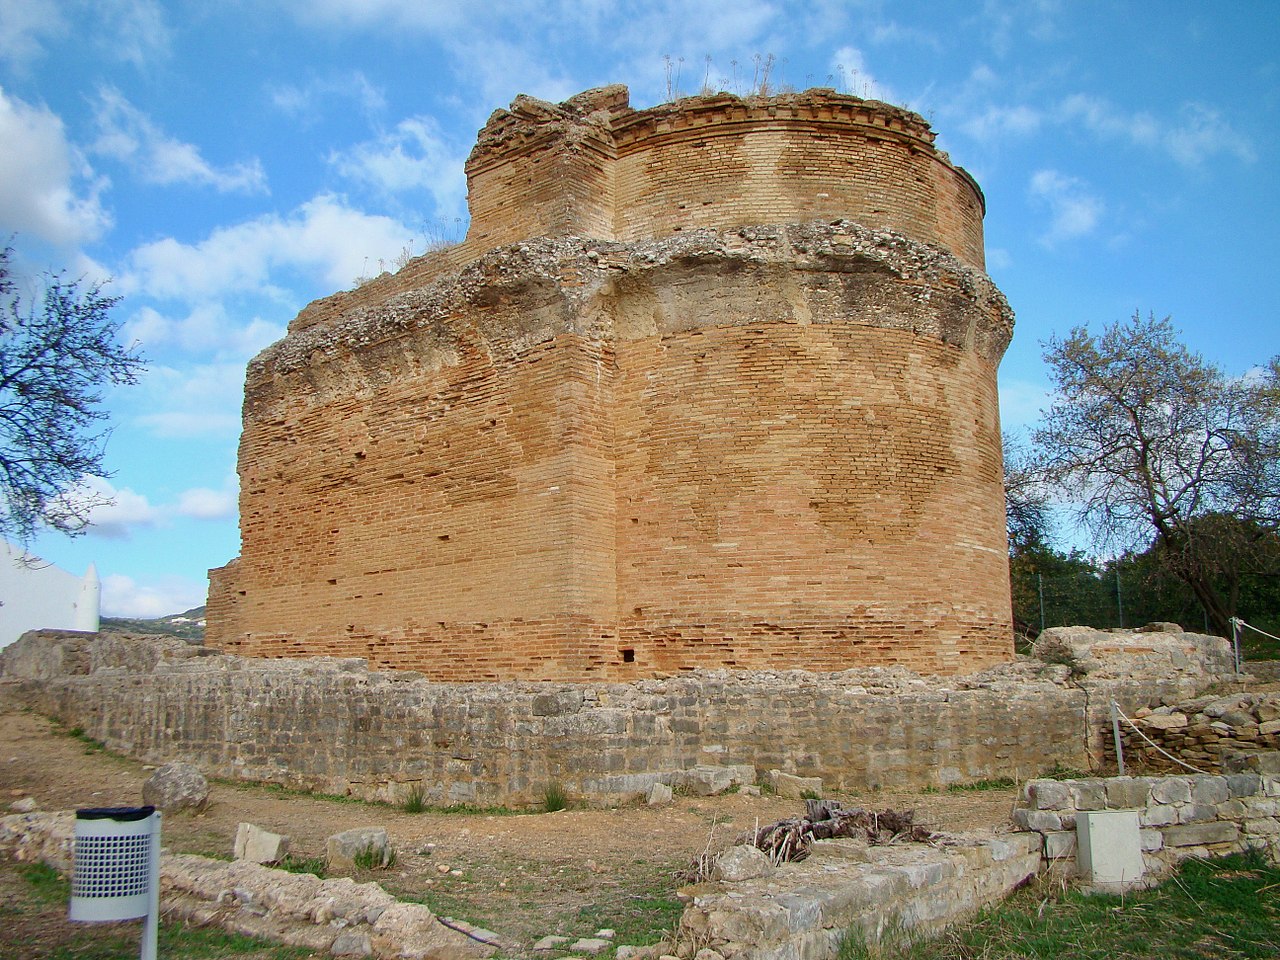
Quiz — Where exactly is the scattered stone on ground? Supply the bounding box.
[646,783,673,806]
[141,761,209,812]
[327,826,392,873]
[767,770,823,800]
[234,821,290,864]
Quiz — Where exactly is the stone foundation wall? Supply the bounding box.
[1014,773,1280,879]
[1,629,1236,806]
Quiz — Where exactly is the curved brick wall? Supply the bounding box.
[609,93,985,268]
[292,86,985,335]
[209,223,1015,679]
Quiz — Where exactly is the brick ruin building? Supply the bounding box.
[206,85,1016,681]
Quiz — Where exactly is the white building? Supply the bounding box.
[0,541,100,649]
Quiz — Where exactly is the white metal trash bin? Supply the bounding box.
[70,805,161,960]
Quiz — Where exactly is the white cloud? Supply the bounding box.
[175,486,237,520]
[1059,94,1255,168]
[0,0,67,66]
[131,361,251,439]
[124,302,284,358]
[0,87,111,247]
[101,572,205,618]
[58,476,160,539]
[91,87,267,193]
[99,0,170,67]
[58,473,238,541]
[982,0,1062,57]
[279,0,473,32]
[270,71,387,123]
[121,193,413,302]
[329,116,467,218]
[830,46,894,103]
[962,104,1041,141]
[1028,169,1102,245]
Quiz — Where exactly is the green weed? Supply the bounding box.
[402,783,427,814]
[543,781,569,813]
[945,777,1016,793]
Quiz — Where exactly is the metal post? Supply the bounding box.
[1110,699,1125,776]
[1115,567,1124,628]
[1232,618,1242,676]
[141,810,160,960]
[1038,573,1046,633]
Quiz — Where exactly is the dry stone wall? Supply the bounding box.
[1,629,1237,806]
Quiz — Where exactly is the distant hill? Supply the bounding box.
[100,605,205,643]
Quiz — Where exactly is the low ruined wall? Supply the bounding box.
[1113,691,1280,773]
[679,832,1042,960]
[1,628,1237,806]
[1014,773,1280,879]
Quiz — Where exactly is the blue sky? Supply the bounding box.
[1,0,1276,617]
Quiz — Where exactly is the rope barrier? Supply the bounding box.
[1233,617,1280,644]
[1110,700,1212,776]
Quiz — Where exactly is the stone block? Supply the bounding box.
[713,844,776,882]
[646,783,673,806]
[1140,803,1178,828]
[1244,818,1280,836]
[1163,821,1240,847]
[1104,777,1151,809]
[1027,780,1071,811]
[767,770,823,800]
[1043,830,1077,859]
[1178,804,1218,824]
[1225,773,1262,798]
[1013,809,1062,832]
[1217,799,1247,819]
[142,761,209,812]
[570,939,613,956]
[1150,778,1192,804]
[1070,780,1106,811]
[326,826,392,873]
[1191,776,1229,805]
[1139,828,1164,852]
[233,822,290,864]
[675,765,752,797]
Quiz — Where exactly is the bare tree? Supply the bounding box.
[1034,311,1279,636]
[0,246,144,546]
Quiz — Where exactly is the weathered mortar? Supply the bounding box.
[1,629,1236,806]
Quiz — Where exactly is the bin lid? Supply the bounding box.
[75,805,156,822]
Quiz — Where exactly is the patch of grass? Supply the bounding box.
[572,862,685,947]
[18,861,66,905]
[1042,762,1089,780]
[9,862,309,959]
[920,785,940,795]
[841,850,1280,959]
[945,777,1016,793]
[402,783,427,814]
[354,842,396,871]
[277,854,327,877]
[800,789,821,800]
[543,781,569,813]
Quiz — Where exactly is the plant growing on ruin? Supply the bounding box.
[0,246,144,546]
[542,781,568,812]
[402,783,427,814]
[1034,312,1279,636]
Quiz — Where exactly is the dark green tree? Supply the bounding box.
[0,246,144,545]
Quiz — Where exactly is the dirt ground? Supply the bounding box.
[0,688,1019,955]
